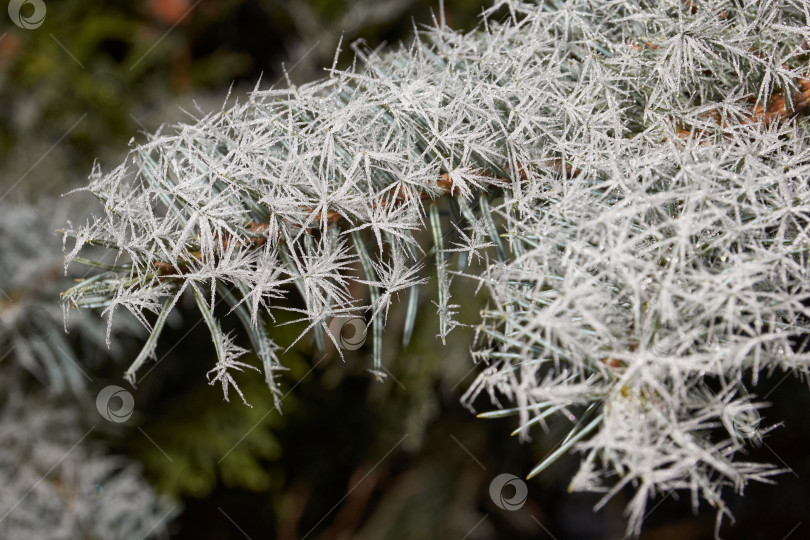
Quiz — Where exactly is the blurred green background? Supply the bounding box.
[1,1,808,538]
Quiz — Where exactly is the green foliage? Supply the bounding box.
[133,374,288,498]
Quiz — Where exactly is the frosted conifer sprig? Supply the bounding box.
[458,0,810,535]
[61,8,523,406]
[62,0,810,534]
[463,119,810,534]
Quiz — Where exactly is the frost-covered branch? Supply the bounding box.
[62,0,810,534]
